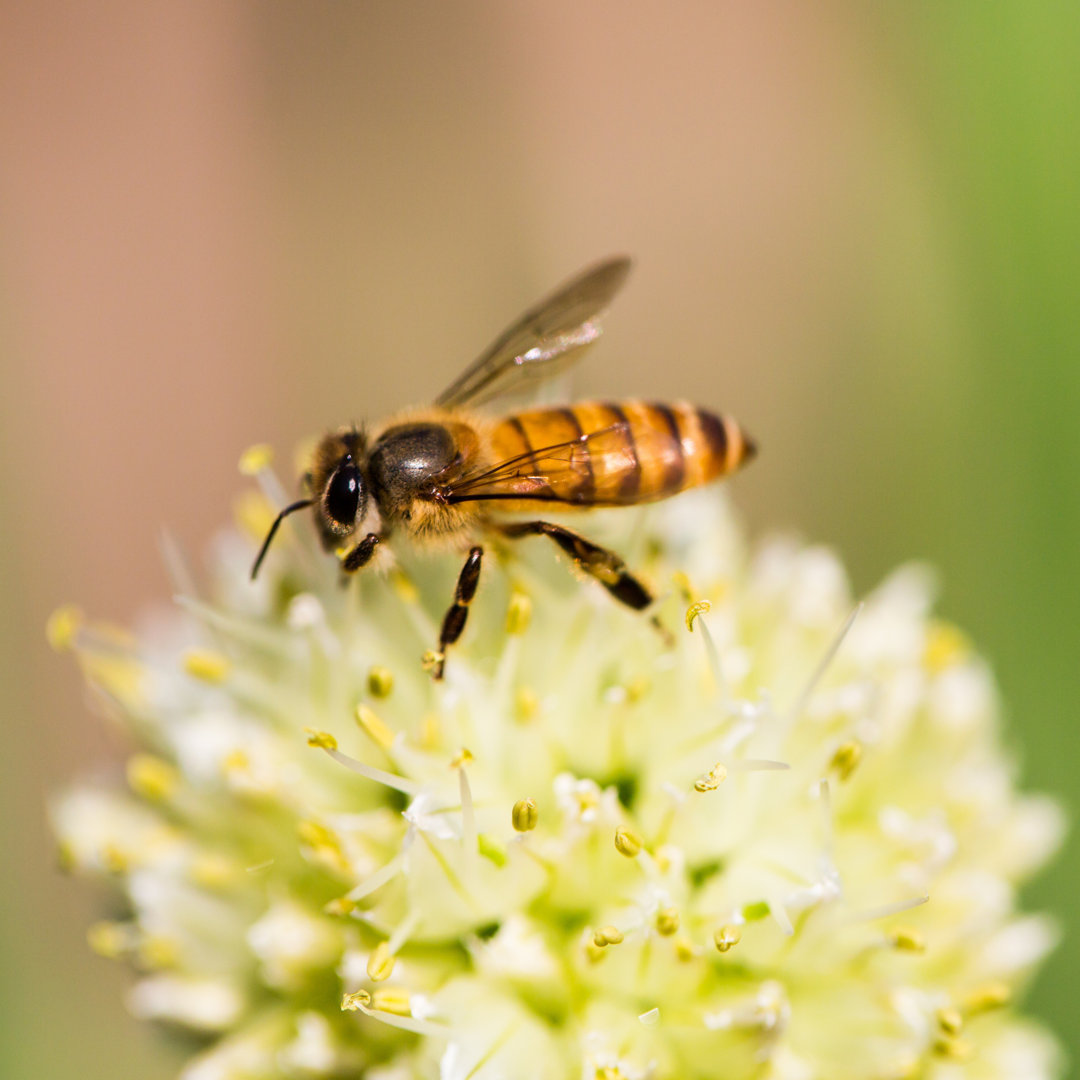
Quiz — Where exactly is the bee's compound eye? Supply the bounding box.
[325,464,363,527]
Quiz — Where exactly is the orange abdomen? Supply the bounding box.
[491,400,754,506]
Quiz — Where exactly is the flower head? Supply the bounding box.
[52,470,1063,1079]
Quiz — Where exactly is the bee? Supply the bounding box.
[252,257,755,678]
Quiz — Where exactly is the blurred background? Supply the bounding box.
[1,2,1077,1076]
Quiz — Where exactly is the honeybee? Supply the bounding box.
[252,257,755,678]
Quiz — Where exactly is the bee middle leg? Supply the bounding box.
[430,545,484,680]
[497,520,655,612]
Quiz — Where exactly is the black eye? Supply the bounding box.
[325,464,362,526]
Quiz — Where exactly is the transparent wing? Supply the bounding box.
[443,423,629,504]
[435,256,632,409]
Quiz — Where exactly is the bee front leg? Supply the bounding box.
[430,546,483,680]
[342,533,383,572]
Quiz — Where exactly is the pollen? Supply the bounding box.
[614,828,643,858]
[924,620,970,672]
[46,604,84,652]
[962,981,1011,1015]
[512,797,538,833]
[367,942,396,982]
[830,740,862,781]
[592,926,624,947]
[355,705,395,750]
[126,753,179,802]
[238,443,274,475]
[888,926,926,953]
[506,591,533,635]
[367,666,395,699]
[693,762,728,792]
[304,728,338,751]
[713,925,741,953]
[685,599,711,632]
[656,908,680,936]
[182,648,231,684]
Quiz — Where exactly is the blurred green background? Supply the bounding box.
[1,2,1076,1077]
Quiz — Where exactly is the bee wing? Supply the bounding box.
[435,256,632,410]
[443,423,628,504]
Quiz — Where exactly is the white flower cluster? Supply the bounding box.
[51,479,1063,1080]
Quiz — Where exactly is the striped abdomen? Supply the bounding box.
[490,400,754,506]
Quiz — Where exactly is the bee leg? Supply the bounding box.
[498,521,657,610]
[342,533,383,572]
[430,546,484,680]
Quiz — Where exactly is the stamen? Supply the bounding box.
[512,798,538,833]
[830,740,862,781]
[850,895,929,923]
[478,834,507,867]
[693,763,727,792]
[321,746,421,796]
[46,604,85,652]
[936,1006,963,1036]
[514,687,539,723]
[182,649,231,685]
[506,592,533,635]
[962,982,1010,1015]
[786,603,862,725]
[656,907,680,936]
[687,601,725,701]
[366,942,395,982]
[341,989,447,1038]
[305,729,338,750]
[367,666,394,699]
[355,705,396,750]
[887,926,926,953]
[346,851,407,902]
[614,828,643,858]
[238,443,274,475]
[126,754,179,803]
[713,925,741,952]
[456,755,477,876]
[685,600,711,632]
[592,926,624,947]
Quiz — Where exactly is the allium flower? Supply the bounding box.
[51,463,1064,1080]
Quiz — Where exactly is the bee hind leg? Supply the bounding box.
[498,521,669,641]
[429,546,484,680]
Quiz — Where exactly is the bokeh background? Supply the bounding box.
[1,3,1077,1077]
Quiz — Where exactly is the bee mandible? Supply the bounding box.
[251,257,755,678]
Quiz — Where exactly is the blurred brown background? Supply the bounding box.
[1,3,1077,1077]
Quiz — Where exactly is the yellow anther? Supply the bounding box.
[182,648,231,684]
[656,907,680,936]
[888,926,926,953]
[450,747,474,769]
[137,935,179,970]
[189,854,235,890]
[390,569,420,604]
[46,604,84,652]
[693,762,728,792]
[924,620,970,673]
[341,990,371,1012]
[87,921,132,959]
[419,713,441,750]
[830,740,862,781]
[672,571,694,603]
[102,844,130,875]
[685,600,711,632]
[478,834,507,867]
[512,797,538,833]
[304,728,338,751]
[595,1068,626,1080]
[514,686,539,723]
[933,1035,973,1062]
[126,754,179,803]
[367,942,396,982]
[614,828,643,858]
[674,935,698,961]
[355,704,394,750]
[936,1006,963,1037]
[367,666,394,699]
[592,926,624,947]
[962,981,1011,1015]
[297,820,350,876]
[238,443,273,475]
[506,591,533,635]
[323,896,357,917]
[222,749,250,776]
[371,987,412,1015]
[713,924,741,953]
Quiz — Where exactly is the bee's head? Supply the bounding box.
[310,429,369,543]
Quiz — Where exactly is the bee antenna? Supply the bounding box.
[250,498,313,580]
